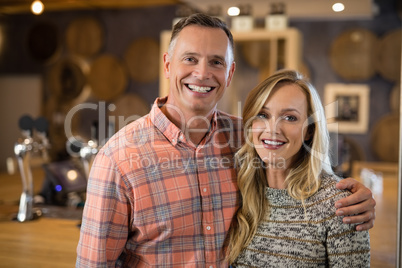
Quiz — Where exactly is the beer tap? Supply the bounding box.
[80,121,99,178]
[14,115,35,222]
[66,121,99,178]
[34,116,50,163]
[14,115,50,222]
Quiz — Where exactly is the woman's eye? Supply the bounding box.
[257,113,268,119]
[284,115,297,121]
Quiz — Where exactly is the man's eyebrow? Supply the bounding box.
[181,52,199,57]
[212,55,226,62]
[181,52,226,60]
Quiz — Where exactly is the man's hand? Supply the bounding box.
[335,177,376,231]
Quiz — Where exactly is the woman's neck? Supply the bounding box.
[266,167,288,189]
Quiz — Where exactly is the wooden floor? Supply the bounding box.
[0,163,399,267]
[351,161,399,268]
[369,175,398,268]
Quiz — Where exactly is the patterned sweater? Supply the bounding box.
[233,176,370,267]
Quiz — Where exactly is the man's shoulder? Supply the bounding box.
[112,113,151,136]
[102,114,153,151]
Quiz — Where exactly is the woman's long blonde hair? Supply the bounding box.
[227,69,333,263]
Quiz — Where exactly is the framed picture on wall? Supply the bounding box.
[324,83,370,134]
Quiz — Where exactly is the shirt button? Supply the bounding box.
[203,188,207,192]
[206,226,211,231]
[172,138,176,143]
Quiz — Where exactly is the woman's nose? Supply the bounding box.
[264,117,281,133]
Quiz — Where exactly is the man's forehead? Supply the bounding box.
[175,25,233,58]
[178,25,228,42]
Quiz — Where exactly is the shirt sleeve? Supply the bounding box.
[76,148,132,267]
[325,192,371,267]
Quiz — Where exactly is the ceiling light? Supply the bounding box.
[227,6,240,16]
[332,3,345,12]
[31,0,44,15]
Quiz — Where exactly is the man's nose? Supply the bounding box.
[193,61,211,80]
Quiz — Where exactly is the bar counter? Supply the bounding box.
[0,168,80,267]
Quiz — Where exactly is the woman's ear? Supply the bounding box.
[305,125,314,141]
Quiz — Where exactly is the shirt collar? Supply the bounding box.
[150,97,219,147]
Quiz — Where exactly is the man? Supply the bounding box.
[76,13,375,267]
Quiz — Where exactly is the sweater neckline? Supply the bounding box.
[265,187,300,206]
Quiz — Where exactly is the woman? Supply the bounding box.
[227,70,370,267]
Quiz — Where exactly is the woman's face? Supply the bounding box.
[251,83,310,169]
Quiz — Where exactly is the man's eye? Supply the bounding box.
[213,60,223,65]
[184,57,196,62]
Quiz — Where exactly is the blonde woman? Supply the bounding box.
[228,70,370,267]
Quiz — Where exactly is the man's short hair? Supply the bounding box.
[168,13,234,60]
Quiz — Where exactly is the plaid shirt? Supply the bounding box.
[76,97,243,267]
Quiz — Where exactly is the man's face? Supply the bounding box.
[163,25,235,118]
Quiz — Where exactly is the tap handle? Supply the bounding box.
[34,116,50,161]
[91,120,99,142]
[18,114,34,138]
[34,116,48,135]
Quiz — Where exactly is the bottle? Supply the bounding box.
[172,5,193,28]
[265,2,288,31]
[231,4,254,32]
[207,5,225,23]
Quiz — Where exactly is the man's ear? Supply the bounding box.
[226,61,236,87]
[163,52,171,79]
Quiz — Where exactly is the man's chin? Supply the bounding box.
[188,102,216,115]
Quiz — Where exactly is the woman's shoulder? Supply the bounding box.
[312,174,352,202]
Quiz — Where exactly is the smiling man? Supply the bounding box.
[76,13,376,267]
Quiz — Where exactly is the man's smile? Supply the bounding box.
[186,84,215,93]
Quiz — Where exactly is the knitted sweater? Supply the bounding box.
[233,175,370,267]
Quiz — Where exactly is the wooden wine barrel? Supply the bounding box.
[390,83,400,114]
[376,29,401,82]
[88,54,128,101]
[109,93,150,130]
[330,28,378,81]
[124,37,160,83]
[44,96,87,160]
[65,16,104,58]
[241,40,271,69]
[46,57,89,101]
[27,21,60,64]
[370,114,400,162]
